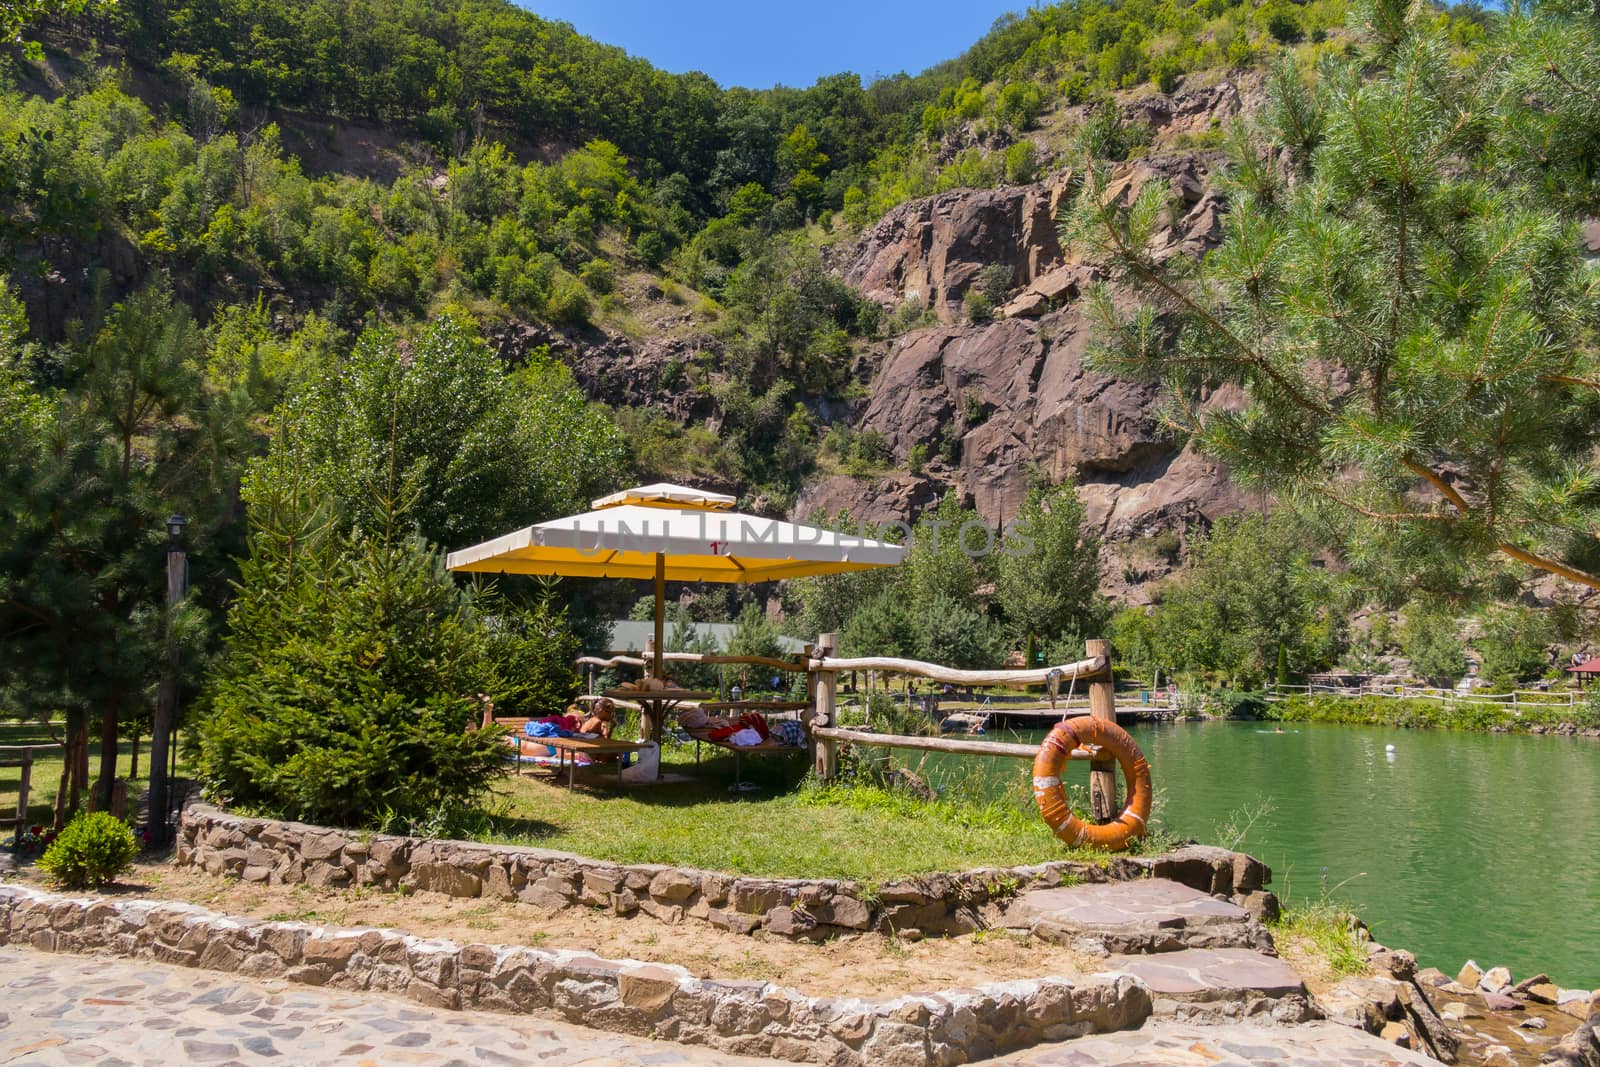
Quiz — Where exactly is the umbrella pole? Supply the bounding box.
[653,553,666,681]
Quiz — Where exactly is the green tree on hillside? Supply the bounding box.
[1069,6,1600,596]
[1401,605,1467,687]
[289,315,622,548]
[1154,514,1327,687]
[996,482,1106,650]
[1474,605,1553,688]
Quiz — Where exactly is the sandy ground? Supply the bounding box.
[6,860,1088,999]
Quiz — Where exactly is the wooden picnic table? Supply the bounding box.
[697,700,809,714]
[679,726,805,789]
[538,735,653,788]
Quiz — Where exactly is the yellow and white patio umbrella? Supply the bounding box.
[445,482,905,677]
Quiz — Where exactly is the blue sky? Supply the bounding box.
[521,0,1025,89]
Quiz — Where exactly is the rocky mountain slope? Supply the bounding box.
[798,84,1263,599]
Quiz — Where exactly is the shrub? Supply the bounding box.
[964,289,995,324]
[1004,141,1039,184]
[38,812,139,889]
[1206,689,1267,718]
[578,258,613,293]
[634,230,666,267]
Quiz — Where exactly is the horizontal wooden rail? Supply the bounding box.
[576,652,805,672]
[810,726,1096,761]
[806,655,1106,687]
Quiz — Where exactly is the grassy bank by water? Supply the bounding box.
[436,744,1159,882]
[1263,695,1600,733]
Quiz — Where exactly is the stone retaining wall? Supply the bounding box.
[0,884,1152,1065]
[176,803,1276,941]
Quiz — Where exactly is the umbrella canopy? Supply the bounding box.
[446,482,904,676]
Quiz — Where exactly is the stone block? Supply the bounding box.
[1526,982,1561,1005]
[817,896,871,930]
[648,869,699,902]
[483,864,513,901]
[303,862,350,889]
[638,899,684,924]
[618,965,681,1014]
[299,830,345,862]
[704,907,762,935]
[1478,965,1513,994]
[302,936,360,966]
[1457,960,1483,988]
[730,880,787,914]
[409,862,482,898]
[765,907,817,938]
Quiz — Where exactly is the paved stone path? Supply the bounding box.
[0,945,1449,1067]
[0,947,780,1066]
[984,1020,1438,1066]
[1004,880,1263,953]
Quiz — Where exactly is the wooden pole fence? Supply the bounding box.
[803,654,1107,687]
[1086,638,1118,821]
[809,726,1101,762]
[0,744,52,847]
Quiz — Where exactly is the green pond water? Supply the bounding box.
[922,720,1600,987]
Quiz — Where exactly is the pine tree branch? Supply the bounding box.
[1497,541,1600,590]
[1404,459,1472,513]
[1541,373,1600,390]
[1310,485,1453,524]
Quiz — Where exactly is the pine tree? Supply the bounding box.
[194,417,510,825]
[1067,4,1600,596]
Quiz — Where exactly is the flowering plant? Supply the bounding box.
[15,824,58,854]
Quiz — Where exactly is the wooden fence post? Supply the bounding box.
[1086,638,1118,822]
[641,638,658,741]
[13,752,30,847]
[811,633,838,781]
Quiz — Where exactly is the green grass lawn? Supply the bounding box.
[476,743,1134,882]
[0,720,190,827]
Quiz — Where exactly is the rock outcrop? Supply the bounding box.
[811,148,1257,594]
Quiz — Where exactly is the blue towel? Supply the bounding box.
[526,721,567,738]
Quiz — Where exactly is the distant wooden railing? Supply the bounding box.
[1267,682,1583,709]
[0,744,49,847]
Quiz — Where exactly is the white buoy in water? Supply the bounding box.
[1386,744,1396,752]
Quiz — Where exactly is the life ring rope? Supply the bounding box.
[1032,716,1154,852]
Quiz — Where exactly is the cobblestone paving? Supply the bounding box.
[0,947,780,1066]
[984,1020,1438,1066]
[0,946,1439,1067]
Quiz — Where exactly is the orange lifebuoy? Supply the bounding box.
[1032,716,1153,851]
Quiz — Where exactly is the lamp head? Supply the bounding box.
[166,513,188,546]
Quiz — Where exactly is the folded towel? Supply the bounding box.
[728,727,763,747]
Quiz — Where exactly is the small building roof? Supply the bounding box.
[604,620,806,656]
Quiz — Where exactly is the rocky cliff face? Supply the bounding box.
[806,118,1262,598]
